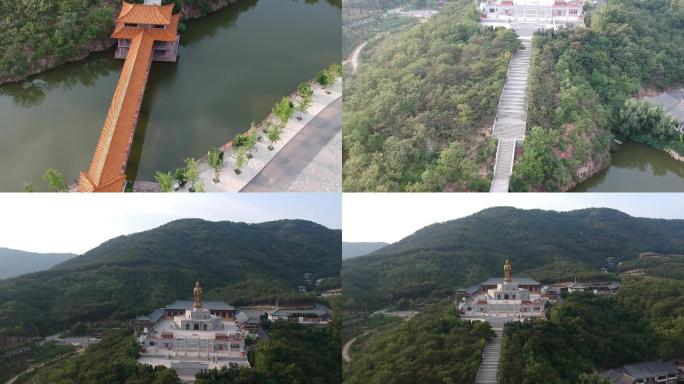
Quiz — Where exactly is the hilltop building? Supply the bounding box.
[137,282,249,381]
[645,90,684,134]
[234,303,333,330]
[603,360,681,384]
[458,260,547,320]
[479,0,585,22]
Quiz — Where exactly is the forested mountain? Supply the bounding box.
[0,248,75,279]
[512,0,684,191]
[0,219,341,336]
[342,242,389,259]
[343,1,521,191]
[343,207,684,310]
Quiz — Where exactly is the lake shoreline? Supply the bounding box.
[0,0,239,86]
[570,141,684,192]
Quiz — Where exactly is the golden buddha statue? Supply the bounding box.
[193,281,203,308]
[504,259,512,283]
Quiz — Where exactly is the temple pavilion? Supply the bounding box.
[137,282,249,381]
[78,0,180,192]
[458,260,547,322]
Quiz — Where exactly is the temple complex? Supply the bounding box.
[136,282,249,381]
[479,0,585,23]
[458,260,547,321]
[78,0,180,192]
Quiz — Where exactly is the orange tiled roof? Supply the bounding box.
[78,31,155,192]
[112,13,179,41]
[117,3,174,25]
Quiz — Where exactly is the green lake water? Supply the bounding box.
[0,0,340,191]
[572,141,684,192]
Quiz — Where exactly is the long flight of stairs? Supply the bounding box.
[490,38,532,192]
[475,330,503,384]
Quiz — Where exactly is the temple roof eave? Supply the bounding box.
[112,14,180,42]
[117,3,174,25]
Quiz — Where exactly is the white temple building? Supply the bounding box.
[137,282,250,381]
[479,0,585,23]
[458,260,547,322]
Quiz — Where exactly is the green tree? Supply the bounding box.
[245,124,258,158]
[174,168,187,188]
[273,97,294,127]
[153,171,173,192]
[297,82,314,120]
[207,147,223,183]
[233,147,248,175]
[184,158,200,192]
[267,123,282,151]
[42,168,67,192]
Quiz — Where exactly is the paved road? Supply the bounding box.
[241,97,341,192]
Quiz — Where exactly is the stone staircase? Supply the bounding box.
[490,140,515,192]
[490,38,532,192]
[475,330,503,384]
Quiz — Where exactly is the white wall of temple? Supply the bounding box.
[479,0,584,22]
[142,337,246,356]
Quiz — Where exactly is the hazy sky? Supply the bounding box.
[0,193,340,254]
[343,193,684,243]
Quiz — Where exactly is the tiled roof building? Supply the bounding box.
[78,1,179,192]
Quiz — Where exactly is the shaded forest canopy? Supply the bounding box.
[513,0,684,191]
[500,279,684,383]
[343,1,521,191]
[343,207,684,311]
[343,303,494,383]
[0,219,341,337]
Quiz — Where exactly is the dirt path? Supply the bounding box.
[342,336,358,363]
[347,41,368,73]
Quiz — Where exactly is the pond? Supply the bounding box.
[0,0,340,191]
[572,141,684,192]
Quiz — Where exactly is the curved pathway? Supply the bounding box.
[347,41,368,73]
[342,336,358,363]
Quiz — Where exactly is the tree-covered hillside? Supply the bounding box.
[344,303,493,383]
[500,278,684,383]
[343,207,684,310]
[343,2,521,191]
[512,0,684,191]
[0,219,341,336]
[0,0,276,84]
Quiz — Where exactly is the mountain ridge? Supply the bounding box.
[343,207,684,310]
[0,218,340,336]
[342,241,389,259]
[0,248,76,279]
